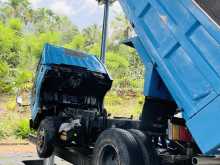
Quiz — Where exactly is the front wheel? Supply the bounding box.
[36,117,59,158]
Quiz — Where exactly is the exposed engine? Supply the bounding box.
[57,107,102,146]
[38,64,112,146]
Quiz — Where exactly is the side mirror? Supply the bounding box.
[16,96,23,106]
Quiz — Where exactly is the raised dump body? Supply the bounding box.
[119,0,220,155]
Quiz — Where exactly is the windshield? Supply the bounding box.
[195,0,220,26]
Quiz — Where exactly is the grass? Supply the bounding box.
[0,111,31,140]
[0,127,4,139]
[5,97,17,111]
[104,93,144,119]
[14,119,34,139]
[0,93,145,141]
[0,95,31,141]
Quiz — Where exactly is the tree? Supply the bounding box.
[0,20,22,67]
[8,18,23,34]
[0,2,144,95]
[110,14,132,44]
[65,34,86,50]
[82,24,102,48]
[6,0,30,21]
[0,60,14,93]
[58,16,79,44]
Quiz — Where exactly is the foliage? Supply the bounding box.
[111,14,132,42]
[106,52,129,74]
[0,61,15,93]
[0,0,148,141]
[6,98,17,111]
[0,110,21,139]
[104,93,144,118]
[0,20,21,67]
[0,94,141,141]
[105,93,124,106]
[0,0,146,128]
[14,119,34,139]
[15,69,33,90]
[65,34,86,50]
[0,0,145,96]
[132,96,145,117]
[0,126,5,139]
[8,18,23,33]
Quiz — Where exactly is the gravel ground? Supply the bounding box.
[0,144,72,165]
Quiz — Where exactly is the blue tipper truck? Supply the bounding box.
[29,0,220,165]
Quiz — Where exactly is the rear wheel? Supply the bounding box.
[129,129,160,165]
[93,128,143,165]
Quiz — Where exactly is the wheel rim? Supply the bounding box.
[37,127,45,152]
[100,145,119,165]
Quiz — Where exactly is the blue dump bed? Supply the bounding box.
[119,0,220,155]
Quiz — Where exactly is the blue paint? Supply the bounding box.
[41,43,108,74]
[31,44,110,123]
[119,0,220,155]
[129,37,172,100]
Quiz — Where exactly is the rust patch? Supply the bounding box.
[160,15,168,25]
[64,49,87,58]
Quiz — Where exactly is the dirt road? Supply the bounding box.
[0,143,71,165]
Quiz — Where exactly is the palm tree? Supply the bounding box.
[6,0,30,18]
[111,14,132,40]
[83,24,102,47]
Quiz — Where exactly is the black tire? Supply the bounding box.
[93,128,143,165]
[129,129,160,165]
[36,117,60,158]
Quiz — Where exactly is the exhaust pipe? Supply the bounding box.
[100,0,109,64]
[192,157,220,165]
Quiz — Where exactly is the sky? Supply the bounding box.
[30,0,123,28]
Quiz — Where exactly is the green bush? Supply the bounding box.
[0,122,9,139]
[14,119,33,139]
[6,99,17,111]
[0,61,14,93]
[105,94,123,106]
[0,127,5,139]
[8,18,23,33]
[15,69,33,90]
